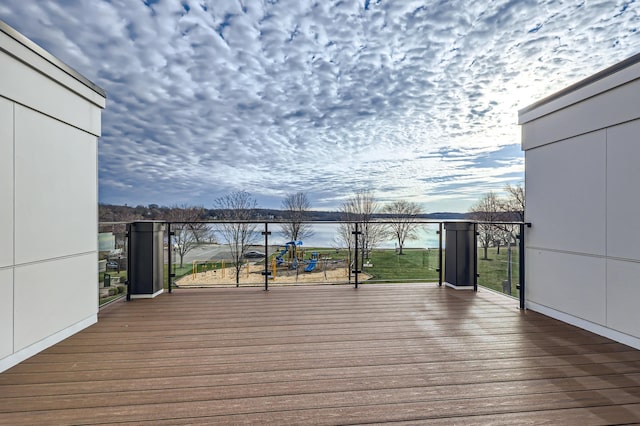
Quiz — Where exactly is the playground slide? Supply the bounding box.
[275,248,287,265]
[276,241,301,266]
[304,258,318,272]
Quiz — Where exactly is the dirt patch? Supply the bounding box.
[176,260,370,287]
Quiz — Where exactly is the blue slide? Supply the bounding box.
[276,241,302,266]
[304,258,318,272]
[275,247,288,265]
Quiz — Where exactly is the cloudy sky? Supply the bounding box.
[1,1,639,211]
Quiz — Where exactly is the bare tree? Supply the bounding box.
[494,183,526,251]
[468,185,525,291]
[280,191,313,242]
[382,200,423,255]
[469,191,501,260]
[214,191,259,287]
[503,184,525,221]
[340,190,385,273]
[167,205,208,268]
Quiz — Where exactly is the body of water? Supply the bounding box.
[213,223,438,248]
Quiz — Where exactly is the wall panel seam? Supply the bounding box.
[604,127,608,326]
[527,246,640,264]
[12,100,15,356]
[12,99,101,138]
[14,251,98,268]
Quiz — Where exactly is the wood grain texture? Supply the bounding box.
[1,283,639,425]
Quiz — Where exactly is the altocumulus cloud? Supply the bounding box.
[1,0,639,211]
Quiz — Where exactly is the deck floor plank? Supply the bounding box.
[1,283,639,425]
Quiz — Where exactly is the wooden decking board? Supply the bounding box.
[3,358,640,400]
[1,283,639,424]
[8,343,639,379]
[51,313,609,338]
[5,342,631,383]
[53,318,610,337]
[3,368,640,414]
[15,337,625,367]
[4,347,638,389]
[4,354,640,401]
[3,385,640,425]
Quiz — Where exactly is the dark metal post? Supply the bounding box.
[473,223,478,292]
[125,223,131,301]
[437,222,443,287]
[352,223,361,289]
[262,223,271,291]
[167,222,173,294]
[518,223,526,310]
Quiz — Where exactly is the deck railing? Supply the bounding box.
[475,222,529,308]
[97,220,529,308]
[166,220,445,291]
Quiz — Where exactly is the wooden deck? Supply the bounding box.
[2,283,640,425]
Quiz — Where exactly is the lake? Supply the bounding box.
[258,222,442,249]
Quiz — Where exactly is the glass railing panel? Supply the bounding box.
[265,222,351,286]
[166,221,446,288]
[476,223,520,298]
[366,222,441,284]
[98,222,128,305]
[170,222,267,288]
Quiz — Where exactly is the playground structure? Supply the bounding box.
[273,241,320,273]
[275,241,303,268]
[175,249,356,287]
[304,252,319,272]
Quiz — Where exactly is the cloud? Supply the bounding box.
[1,0,639,212]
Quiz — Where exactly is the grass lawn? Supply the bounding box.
[294,247,439,283]
[477,246,520,298]
[367,248,440,283]
[99,270,127,283]
[155,246,520,296]
[363,246,519,297]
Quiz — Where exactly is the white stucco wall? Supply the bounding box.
[0,21,105,372]
[519,54,640,350]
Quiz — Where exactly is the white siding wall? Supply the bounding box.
[520,62,640,349]
[14,106,98,264]
[0,97,13,269]
[0,269,13,359]
[0,22,105,372]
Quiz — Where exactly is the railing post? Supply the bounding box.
[262,222,271,291]
[473,222,478,292]
[518,223,526,310]
[125,223,131,301]
[352,223,361,289]
[437,222,443,287]
[167,222,173,294]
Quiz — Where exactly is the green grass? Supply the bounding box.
[477,246,520,297]
[367,248,441,282]
[294,248,351,261]
[98,270,127,283]
[155,246,519,296]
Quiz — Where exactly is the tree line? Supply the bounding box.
[468,184,525,260]
[100,185,524,286]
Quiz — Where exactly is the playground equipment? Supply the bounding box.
[304,258,318,272]
[192,260,224,280]
[304,251,319,272]
[275,241,303,267]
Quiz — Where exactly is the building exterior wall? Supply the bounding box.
[519,55,640,350]
[0,21,106,372]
